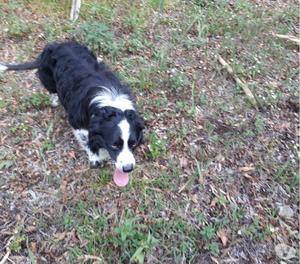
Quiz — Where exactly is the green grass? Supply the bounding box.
[9,123,31,137]
[61,184,259,262]
[197,0,299,106]
[28,92,50,108]
[0,99,7,109]
[123,7,147,33]
[147,132,167,160]
[7,15,36,38]
[80,1,117,22]
[239,217,272,242]
[0,0,298,263]
[63,202,159,263]
[254,114,266,134]
[9,223,26,253]
[96,168,112,186]
[71,22,121,57]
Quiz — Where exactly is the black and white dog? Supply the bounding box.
[0,42,144,186]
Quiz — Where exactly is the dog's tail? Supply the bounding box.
[0,59,40,72]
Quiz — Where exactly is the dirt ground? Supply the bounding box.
[0,1,299,263]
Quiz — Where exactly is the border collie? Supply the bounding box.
[0,42,144,186]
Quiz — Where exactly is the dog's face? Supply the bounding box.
[88,107,144,172]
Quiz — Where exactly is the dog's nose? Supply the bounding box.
[122,164,134,173]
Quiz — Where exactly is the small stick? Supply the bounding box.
[179,179,192,193]
[0,250,10,264]
[0,218,24,264]
[70,0,81,22]
[274,34,300,46]
[77,254,104,263]
[0,236,14,264]
[218,55,259,110]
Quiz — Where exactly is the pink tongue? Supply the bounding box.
[113,169,129,187]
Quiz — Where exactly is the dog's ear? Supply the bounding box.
[136,119,145,144]
[137,115,145,131]
[88,132,104,153]
[99,106,118,120]
[88,123,104,153]
[88,107,122,153]
[125,110,144,127]
[88,110,107,153]
[91,106,122,121]
[125,110,145,144]
[68,102,88,129]
[124,109,135,121]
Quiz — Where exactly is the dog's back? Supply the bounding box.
[0,41,144,181]
[37,42,98,95]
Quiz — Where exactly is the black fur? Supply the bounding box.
[36,42,134,129]
[1,42,144,169]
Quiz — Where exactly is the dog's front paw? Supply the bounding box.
[89,160,106,169]
[50,94,59,107]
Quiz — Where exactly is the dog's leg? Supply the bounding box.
[73,129,102,168]
[86,148,102,168]
[99,148,110,163]
[50,93,59,107]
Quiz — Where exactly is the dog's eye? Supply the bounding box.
[128,140,137,149]
[111,139,123,150]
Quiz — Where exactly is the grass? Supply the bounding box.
[63,202,159,263]
[147,132,167,159]
[28,92,50,108]
[7,15,36,38]
[71,22,119,55]
[0,0,298,263]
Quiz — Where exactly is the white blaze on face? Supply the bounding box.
[116,119,135,172]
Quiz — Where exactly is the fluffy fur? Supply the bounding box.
[0,42,144,172]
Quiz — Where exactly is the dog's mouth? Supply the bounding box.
[113,169,129,187]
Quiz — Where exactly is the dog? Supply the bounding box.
[0,42,144,186]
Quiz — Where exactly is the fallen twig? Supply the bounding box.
[0,250,10,264]
[70,0,81,22]
[0,236,13,264]
[0,217,24,264]
[274,34,300,46]
[217,55,259,110]
[179,178,192,193]
[77,254,104,263]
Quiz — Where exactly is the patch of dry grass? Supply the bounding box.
[0,0,299,263]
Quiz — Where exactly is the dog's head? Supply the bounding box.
[88,106,144,173]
